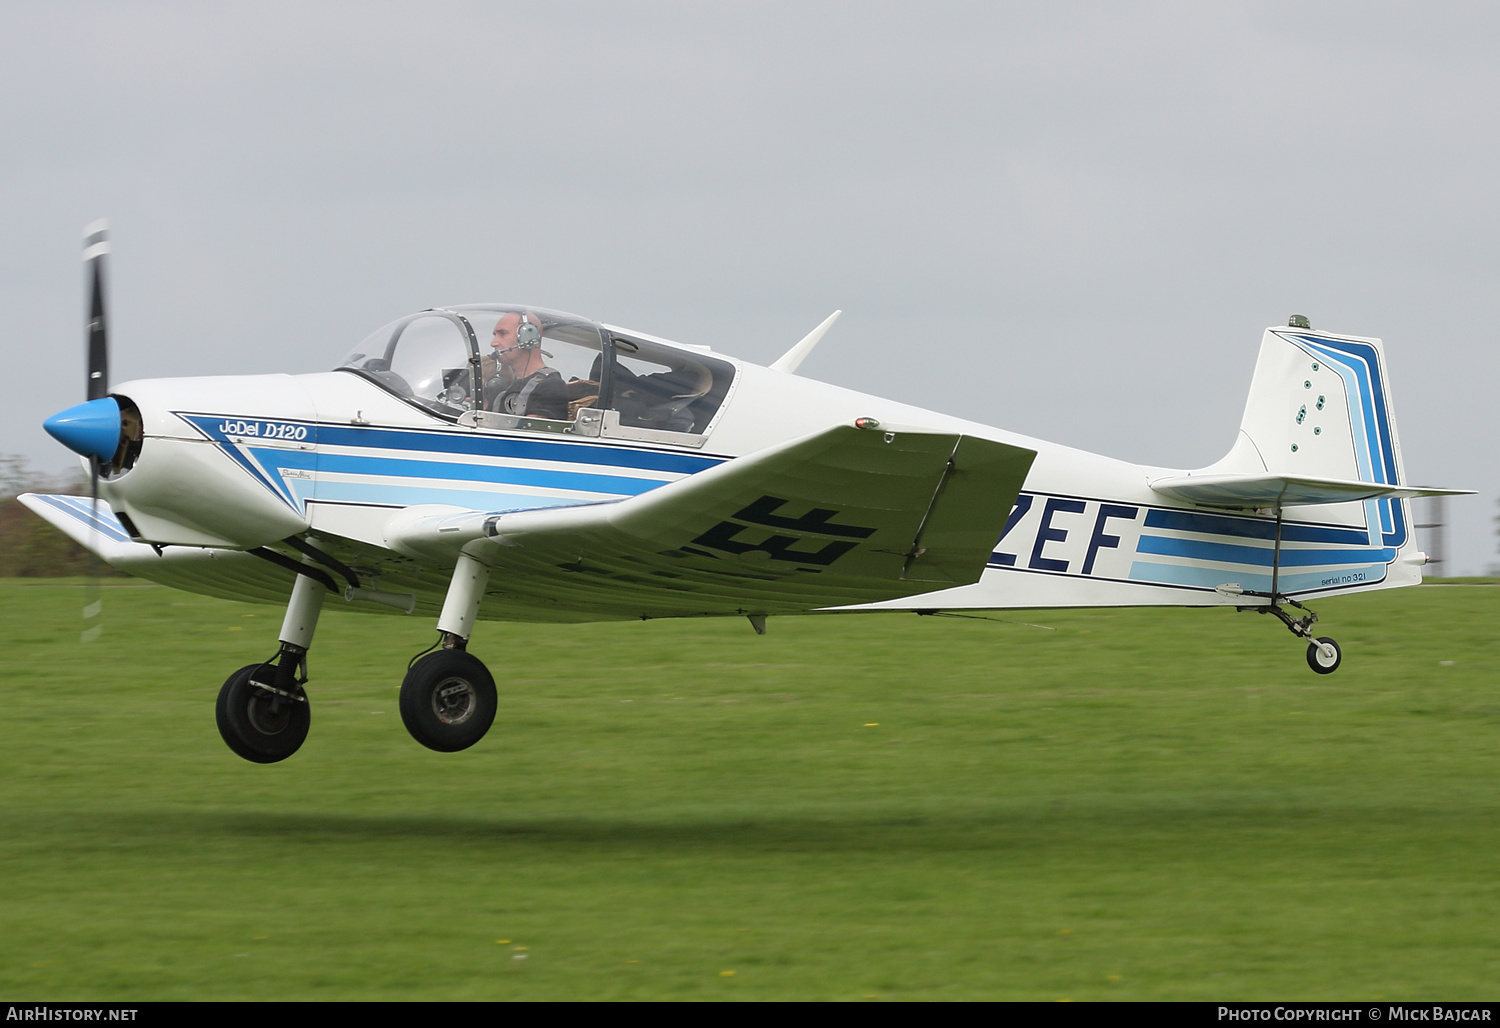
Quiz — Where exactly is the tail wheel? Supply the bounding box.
[400,650,498,752]
[1306,637,1342,675]
[216,663,310,763]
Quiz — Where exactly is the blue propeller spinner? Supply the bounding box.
[44,397,121,463]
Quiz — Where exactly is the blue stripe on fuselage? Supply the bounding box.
[315,423,723,475]
[286,448,666,496]
[1136,533,1396,568]
[176,412,728,514]
[1142,507,1371,545]
[1129,560,1387,593]
[307,482,612,511]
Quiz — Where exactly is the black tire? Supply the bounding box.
[1306,637,1342,675]
[215,663,311,764]
[400,650,498,753]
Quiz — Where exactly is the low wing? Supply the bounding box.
[1149,474,1473,509]
[385,424,1037,619]
[18,493,139,559]
[23,425,1037,623]
[18,492,301,604]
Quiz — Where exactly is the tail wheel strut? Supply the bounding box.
[1247,503,1343,674]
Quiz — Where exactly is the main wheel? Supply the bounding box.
[215,663,311,763]
[400,650,498,752]
[1306,636,1342,675]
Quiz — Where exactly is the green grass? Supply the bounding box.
[1,579,1497,1000]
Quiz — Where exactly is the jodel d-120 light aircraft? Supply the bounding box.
[25,223,1469,763]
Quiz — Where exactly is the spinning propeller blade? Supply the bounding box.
[85,220,109,400]
[41,221,128,642]
[82,220,110,643]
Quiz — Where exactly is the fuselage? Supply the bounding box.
[66,306,1423,622]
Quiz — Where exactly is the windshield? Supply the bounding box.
[336,311,478,418]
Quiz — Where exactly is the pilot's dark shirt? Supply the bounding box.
[488,368,568,420]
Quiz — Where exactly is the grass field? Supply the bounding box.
[0,578,1497,1000]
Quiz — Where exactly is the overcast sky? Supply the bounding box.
[2,1,1496,571]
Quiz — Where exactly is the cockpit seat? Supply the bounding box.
[566,378,600,420]
[613,365,712,433]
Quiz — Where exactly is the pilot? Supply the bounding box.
[483,311,568,419]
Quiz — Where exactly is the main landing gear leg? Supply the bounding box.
[1248,504,1342,674]
[400,552,497,753]
[216,571,324,763]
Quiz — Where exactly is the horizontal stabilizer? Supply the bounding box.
[385,423,1037,617]
[1149,474,1472,509]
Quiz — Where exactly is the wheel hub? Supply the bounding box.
[246,692,292,736]
[432,677,477,725]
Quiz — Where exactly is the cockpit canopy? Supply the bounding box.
[335,305,735,438]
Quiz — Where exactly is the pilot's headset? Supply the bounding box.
[512,312,543,351]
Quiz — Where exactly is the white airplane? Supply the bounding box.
[23,223,1469,764]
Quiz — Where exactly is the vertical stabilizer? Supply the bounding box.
[1215,329,1407,481]
[1201,326,1421,579]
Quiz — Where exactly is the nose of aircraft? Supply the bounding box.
[43,397,121,462]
